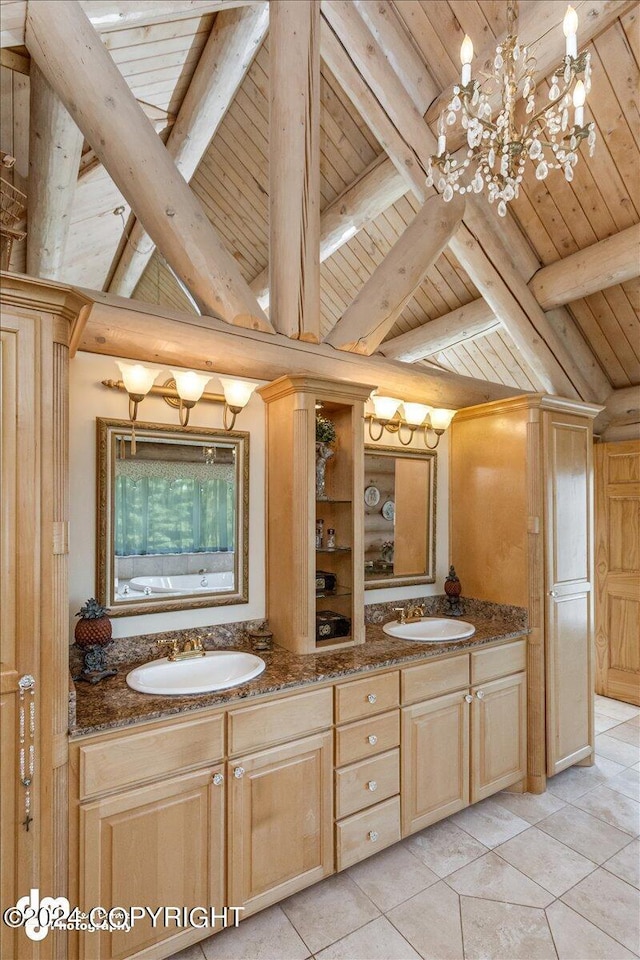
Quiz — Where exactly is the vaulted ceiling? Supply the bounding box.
[1,0,638,430]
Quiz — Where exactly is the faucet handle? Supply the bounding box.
[393,606,406,624]
[156,638,179,660]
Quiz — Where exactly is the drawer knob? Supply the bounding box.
[212,772,224,786]
[476,690,485,700]
[368,734,378,746]
[549,590,558,597]
[368,830,379,842]
[464,694,473,703]
[233,766,245,779]
[367,780,378,792]
[367,693,377,704]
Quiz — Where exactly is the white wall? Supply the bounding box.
[69,352,449,640]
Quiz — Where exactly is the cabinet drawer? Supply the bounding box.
[401,655,469,705]
[336,710,400,767]
[335,671,399,724]
[336,796,401,871]
[79,713,224,800]
[228,687,332,756]
[471,640,526,685]
[335,748,399,819]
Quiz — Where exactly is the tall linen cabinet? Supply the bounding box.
[450,395,601,791]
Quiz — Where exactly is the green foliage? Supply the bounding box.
[316,415,337,444]
[76,598,110,620]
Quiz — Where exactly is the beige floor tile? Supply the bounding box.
[387,881,464,960]
[348,843,438,911]
[446,851,554,908]
[495,826,597,896]
[537,805,632,864]
[201,906,309,960]
[608,767,640,803]
[595,697,640,722]
[460,897,557,960]
[546,756,626,802]
[573,785,640,837]
[493,789,566,824]
[315,916,420,960]
[403,820,488,878]
[562,868,640,955]
[604,839,640,890]
[596,714,626,734]
[168,944,207,960]
[596,734,640,767]
[546,901,637,959]
[609,723,640,747]
[626,715,640,728]
[450,797,530,847]
[281,873,379,955]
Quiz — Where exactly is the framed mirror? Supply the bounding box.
[97,419,249,615]
[364,445,436,589]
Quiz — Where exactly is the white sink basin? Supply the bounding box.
[383,617,476,642]
[126,651,266,696]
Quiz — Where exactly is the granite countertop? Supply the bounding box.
[70,609,528,738]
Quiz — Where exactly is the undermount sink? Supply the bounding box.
[126,650,266,696]
[383,617,476,642]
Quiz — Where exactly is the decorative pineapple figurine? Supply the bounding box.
[74,599,116,681]
[444,566,463,617]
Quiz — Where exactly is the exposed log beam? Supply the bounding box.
[530,224,640,309]
[325,193,465,354]
[1,1,260,47]
[596,385,640,441]
[72,285,519,409]
[250,153,407,308]
[600,422,640,442]
[25,0,271,332]
[269,0,321,341]
[108,3,268,297]
[26,62,84,280]
[321,0,582,398]
[381,299,497,362]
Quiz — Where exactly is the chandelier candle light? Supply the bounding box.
[427,3,595,216]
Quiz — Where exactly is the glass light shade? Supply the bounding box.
[460,35,474,65]
[429,408,457,431]
[403,402,431,426]
[573,79,586,107]
[372,395,401,420]
[219,377,259,409]
[563,5,578,37]
[116,361,159,397]
[170,369,211,403]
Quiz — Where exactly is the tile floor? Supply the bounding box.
[171,695,640,960]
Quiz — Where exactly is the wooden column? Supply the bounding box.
[25,0,271,332]
[27,62,84,280]
[269,0,321,341]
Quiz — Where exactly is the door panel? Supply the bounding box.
[471,673,527,801]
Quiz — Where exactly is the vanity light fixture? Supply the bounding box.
[219,378,259,430]
[170,369,212,427]
[116,361,160,422]
[366,394,456,448]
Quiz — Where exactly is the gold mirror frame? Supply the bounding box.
[363,444,437,590]
[97,418,250,616]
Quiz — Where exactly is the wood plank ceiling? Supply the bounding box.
[1,0,638,400]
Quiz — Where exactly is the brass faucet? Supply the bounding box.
[394,605,424,625]
[156,636,206,661]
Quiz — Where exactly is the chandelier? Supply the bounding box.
[426,3,596,216]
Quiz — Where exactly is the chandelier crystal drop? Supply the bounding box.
[426,2,596,216]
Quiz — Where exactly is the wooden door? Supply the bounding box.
[595,440,640,705]
[227,731,333,916]
[471,673,527,802]
[80,766,225,960]
[544,411,595,775]
[401,691,469,836]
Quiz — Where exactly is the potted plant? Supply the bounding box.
[315,415,336,500]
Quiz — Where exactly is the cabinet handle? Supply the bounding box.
[212,772,224,786]
[233,766,245,779]
[548,590,558,597]
[368,734,378,746]
[476,690,485,700]
[367,780,378,792]
[368,830,379,842]
[367,693,377,704]
[464,694,473,703]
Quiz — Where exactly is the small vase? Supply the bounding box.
[315,442,335,499]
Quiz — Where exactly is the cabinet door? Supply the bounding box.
[471,673,527,802]
[80,767,224,960]
[228,731,333,915]
[401,691,469,836]
[544,411,594,774]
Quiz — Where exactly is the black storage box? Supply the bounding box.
[316,610,351,642]
[316,570,337,594]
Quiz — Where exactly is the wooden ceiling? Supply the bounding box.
[1,0,638,415]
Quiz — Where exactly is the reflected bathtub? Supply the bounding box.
[129,572,234,594]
